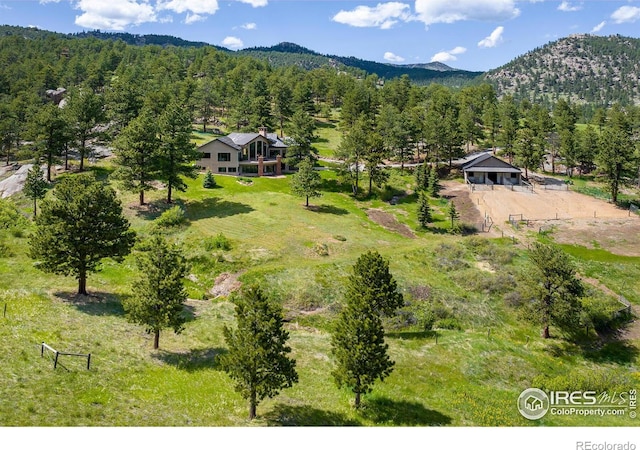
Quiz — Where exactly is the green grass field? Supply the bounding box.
[0,156,638,427]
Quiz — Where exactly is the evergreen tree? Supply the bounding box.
[524,243,584,339]
[290,157,322,207]
[415,162,431,192]
[29,173,136,295]
[157,100,199,203]
[345,251,404,318]
[286,109,317,168]
[23,165,47,218]
[364,132,389,196]
[597,104,635,203]
[417,191,432,228]
[447,201,459,229]
[112,109,161,206]
[66,87,105,171]
[220,286,298,420]
[123,234,189,350]
[428,168,440,198]
[331,251,401,408]
[30,103,69,182]
[203,170,216,188]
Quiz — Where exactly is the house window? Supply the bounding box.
[218,153,231,162]
[202,152,211,159]
[228,167,237,173]
[250,142,256,160]
[243,165,258,174]
[218,167,227,173]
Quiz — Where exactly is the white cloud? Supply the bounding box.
[39,0,61,3]
[478,26,504,48]
[332,2,411,29]
[236,0,268,7]
[430,46,466,63]
[157,0,219,15]
[241,22,257,30]
[414,0,519,26]
[384,51,405,62]
[611,6,640,24]
[222,36,244,50]
[558,1,581,13]
[185,13,205,24]
[74,0,158,30]
[591,21,606,33]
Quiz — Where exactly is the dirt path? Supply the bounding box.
[366,209,416,239]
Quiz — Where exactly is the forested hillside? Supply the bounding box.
[485,34,640,107]
[239,42,482,87]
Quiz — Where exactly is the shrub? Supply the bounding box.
[434,243,469,271]
[313,242,329,256]
[204,233,231,251]
[434,317,462,330]
[155,205,186,228]
[0,199,28,230]
[203,171,217,188]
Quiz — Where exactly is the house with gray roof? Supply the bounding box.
[196,127,289,177]
[460,152,522,186]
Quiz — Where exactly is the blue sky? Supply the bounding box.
[1,0,640,71]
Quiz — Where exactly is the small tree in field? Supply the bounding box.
[29,173,136,295]
[23,165,47,218]
[331,251,402,408]
[290,157,322,207]
[203,170,216,188]
[447,201,459,229]
[428,168,440,197]
[123,234,189,350]
[524,242,584,339]
[220,286,298,420]
[417,192,432,228]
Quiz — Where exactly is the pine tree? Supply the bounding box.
[428,168,440,198]
[29,173,136,295]
[525,243,584,339]
[220,286,298,420]
[415,162,431,192]
[290,157,322,207]
[203,170,217,188]
[447,201,459,229]
[123,234,189,350]
[331,251,401,408]
[417,192,432,228]
[157,100,200,203]
[23,165,47,218]
[112,109,161,206]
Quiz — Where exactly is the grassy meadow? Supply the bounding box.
[0,143,639,427]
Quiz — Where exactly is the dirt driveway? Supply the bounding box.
[442,181,640,256]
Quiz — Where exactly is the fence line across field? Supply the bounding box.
[41,342,91,370]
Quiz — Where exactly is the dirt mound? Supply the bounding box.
[209,272,243,298]
[366,209,416,239]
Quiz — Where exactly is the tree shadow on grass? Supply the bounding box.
[186,197,255,221]
[582,340,639,365]
[385,330,437,340]
[320,178,353,195]
[152,347,228,372]
[53,291,126,317]
[360,397,452,426]
[264,404,360,426]
[306,204,349,215]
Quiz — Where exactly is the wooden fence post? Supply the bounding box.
[87,354,91,370]
[54,351,59,369]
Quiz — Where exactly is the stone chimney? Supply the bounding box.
[258,127,268,138]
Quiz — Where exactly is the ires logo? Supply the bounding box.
[518,388,637,420]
